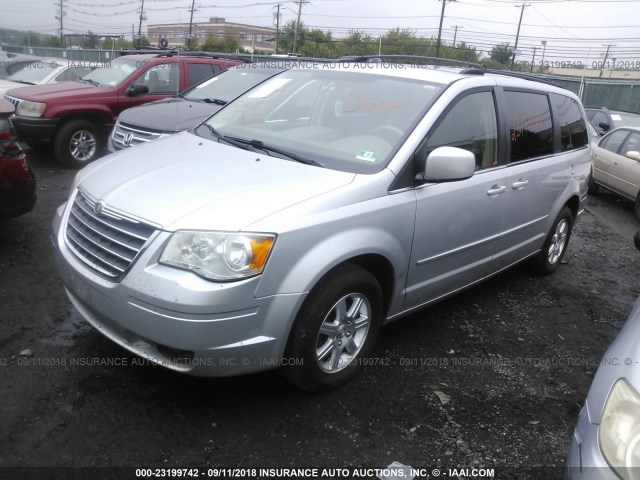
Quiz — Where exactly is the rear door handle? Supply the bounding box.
[487,185,507,196]
[512,179,529,190]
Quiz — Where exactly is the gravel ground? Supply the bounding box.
[1,153,639,480]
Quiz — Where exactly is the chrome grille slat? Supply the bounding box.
[68,209,139,254]
[64,191,156,280]
[112,122,168,150]
[67,218,135,263]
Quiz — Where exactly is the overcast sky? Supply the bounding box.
[1,0,638,66]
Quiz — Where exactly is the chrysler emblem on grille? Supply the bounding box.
[122,133,134,146]
[94,201,104,215]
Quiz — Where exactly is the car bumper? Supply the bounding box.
[0,153,36,219]
[51,201,308,377]
[11,115,59,144]
[564,401,618,480]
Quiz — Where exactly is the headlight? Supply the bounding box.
[16,100,46,118]
[160,231,276,281]
[599,378,640,478]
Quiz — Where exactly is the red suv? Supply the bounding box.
[4,52,243,167]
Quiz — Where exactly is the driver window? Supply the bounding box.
[423,91,498,171]
[138,63,180,94]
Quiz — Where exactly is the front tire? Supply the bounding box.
[634,193,640,221]
[54,119,103,168]
[529,207,573,275]
[282,264,382,392]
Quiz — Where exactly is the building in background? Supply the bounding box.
[147,17,276,52]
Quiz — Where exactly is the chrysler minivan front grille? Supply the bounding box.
[64,191,156,279]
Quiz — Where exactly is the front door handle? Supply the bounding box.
[512,179,529,190]
[487,185,507,196]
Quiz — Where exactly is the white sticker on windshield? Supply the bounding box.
[356,149,378,162]
[611,114,622,121]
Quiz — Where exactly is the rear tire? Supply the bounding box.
[281,264,382,392]
[529,207,573,275]
[54,119,103,168]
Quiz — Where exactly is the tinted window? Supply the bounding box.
[591,111,609,130]
[138,63,180,94]
[600,129,629,153]
[505,91,553,162]
[426,91,498,170]
[550,94,587,151]
[188,63,215,87]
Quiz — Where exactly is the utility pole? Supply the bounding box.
[55,0,65,48]
[274,4,281,54]
[137,0,146,48]
[187,0,196,48]
[292,0,305,54]
[529,46,537,73]
[599,44,616,78]
[435,0,455,58]
[451,25,463,48]
[510,3,530,70]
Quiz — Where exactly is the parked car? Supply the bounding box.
[589,126,640,219]
[5,52,244,168]
[585,106,640,135]
[0,99,36,219]
[564,233,640,479]
[0,52,42,79]
[52,62,591,391]
[107,64,285,153]
[0,58,95,96]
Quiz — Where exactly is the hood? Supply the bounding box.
[117,97,219,133]
[7,81,109,102]
[77,131,355,231]
[586,296,640,423]
[0,79,26,96]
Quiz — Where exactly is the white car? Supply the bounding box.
[589,126,640,219]
[0,58,94,96]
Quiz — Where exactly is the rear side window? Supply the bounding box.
[505,91,553,162]
[550,94,587,151]
[188,63,216,87]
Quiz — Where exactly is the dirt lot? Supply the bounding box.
[1,153,639,480]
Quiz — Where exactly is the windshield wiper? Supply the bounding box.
[201,98,227,105]
[202,124,252,150]
[226,136,323,167]
[13,80,35,85]
[79,78,100,87]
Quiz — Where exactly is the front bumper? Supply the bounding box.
[11,115,59,145]
[564,401,618,480]
[51,201,307,377]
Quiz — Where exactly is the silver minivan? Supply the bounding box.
[52,62,591,391]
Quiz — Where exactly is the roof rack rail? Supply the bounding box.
[117,49,251,63]
[480,68,559,87]
[336,55,484,70]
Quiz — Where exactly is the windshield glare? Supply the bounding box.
[8,62,57,83]
[185,67,280,103]
[81,58,139,87]
[201,68,444,173]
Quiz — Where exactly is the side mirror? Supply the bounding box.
[626,151,640,161]
[125,83,149,97]
[598,122,610,132]
[421,146,476,182]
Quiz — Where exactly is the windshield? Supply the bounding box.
[81,57,139,87]
[615,112,640,128]
[184,66,282,103]
[7,61,58,84]
[199,67,445,173]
